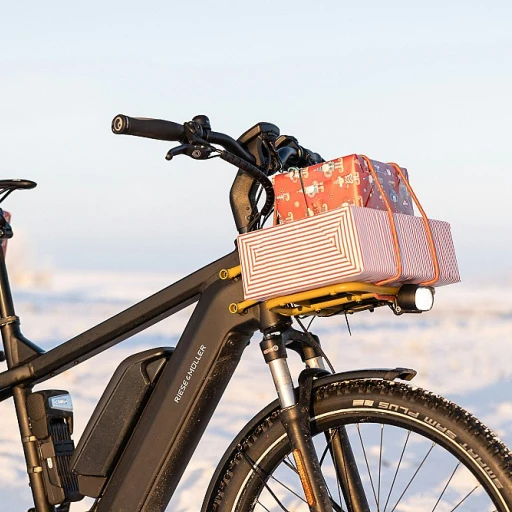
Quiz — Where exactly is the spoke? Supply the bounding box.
[356,424,379,508]
[334,440,344,512]
[319,432,334,465]
[253,434,346,511]
[282,455,299,474]
[383,430,411,512]
[315,431,345,512]
[267,471,308,504]
[275,440,345,512]
[378,424,384,511]
[390,441,436,512]
[256,500,272,511]
[450,485,480,511]
[244,421,495,512]
[431,462,461,512]
[241,451,290,511]
[328,427,368,512]
[325,429,347,511]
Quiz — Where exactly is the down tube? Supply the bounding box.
[96,275,260,512]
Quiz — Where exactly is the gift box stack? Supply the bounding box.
[273,155,414,224]
[238,154,460,302]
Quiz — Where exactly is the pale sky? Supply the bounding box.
[1,1,511,280]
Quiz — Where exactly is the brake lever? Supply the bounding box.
[165,144,214,161]
[165,144,191,160]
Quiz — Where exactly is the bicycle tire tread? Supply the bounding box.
[325,379,512,476]
[207,378,512,511]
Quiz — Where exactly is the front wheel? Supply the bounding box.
[204,378,512,511]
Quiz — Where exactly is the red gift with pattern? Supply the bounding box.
[273,155,414,224]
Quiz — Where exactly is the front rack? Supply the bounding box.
[221,263,400,317]
[263,282,399,317]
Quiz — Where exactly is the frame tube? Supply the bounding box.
[96,274,260,511]
[0,251,241,393]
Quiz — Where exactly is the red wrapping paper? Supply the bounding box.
[273,155,414,224]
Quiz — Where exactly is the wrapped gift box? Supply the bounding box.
[273,155,414,224]
[238,205,459,301]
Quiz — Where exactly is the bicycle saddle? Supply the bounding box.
[0,179,37,204]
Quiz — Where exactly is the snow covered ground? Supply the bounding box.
[0,270,511,511]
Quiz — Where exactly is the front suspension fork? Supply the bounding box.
[260,329,370,512]
[261,333,333,511]
[326,427,370,512]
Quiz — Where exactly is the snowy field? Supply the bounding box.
[0,269,511,511]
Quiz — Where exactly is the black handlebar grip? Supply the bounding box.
[111,115,185,142]
[220,151,275,220]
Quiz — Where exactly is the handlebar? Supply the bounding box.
[111,113,323,233]
[111,114,274,231]
[112,114,255,163]
[112,115,184,142]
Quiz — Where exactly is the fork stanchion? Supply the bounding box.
[260,333,334,511]
[260,334,296,409]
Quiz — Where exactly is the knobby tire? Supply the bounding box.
[204,379,512,512]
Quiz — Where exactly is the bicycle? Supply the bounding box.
[0,113,510,512]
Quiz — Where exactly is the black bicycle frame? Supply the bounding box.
[0,247,282,511]
[0,119,382,512]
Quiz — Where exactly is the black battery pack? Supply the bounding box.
[71,346,174,498]
[26,390,82,506]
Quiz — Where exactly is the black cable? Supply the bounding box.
[260,206,275,227]
[294,317,336,374]
[219,150,274,221]
[344,312,352,336]
[247,213,263,232]
[253,141,276,229]
[252,184,264,230]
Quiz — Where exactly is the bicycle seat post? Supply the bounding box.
[0,230,55,511]
[0,234,18,362]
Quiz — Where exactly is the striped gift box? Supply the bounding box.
[238,205,460,301]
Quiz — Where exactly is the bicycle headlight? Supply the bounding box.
[396,285,435,312]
